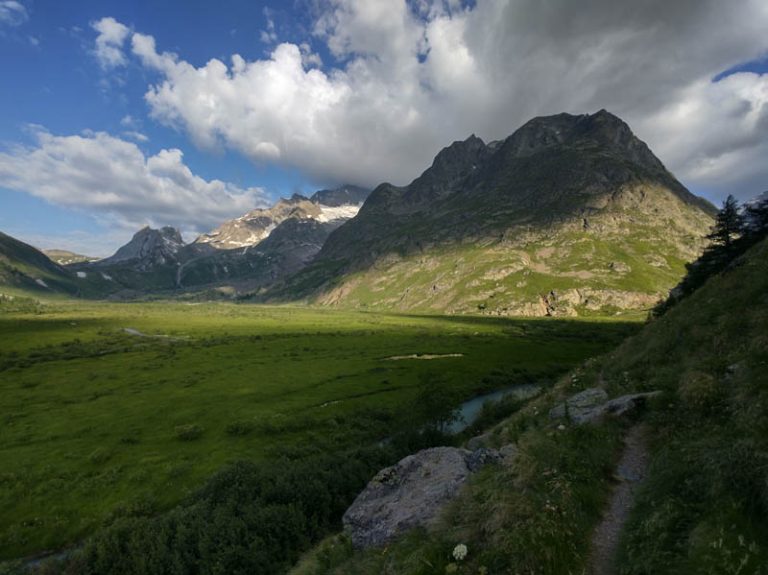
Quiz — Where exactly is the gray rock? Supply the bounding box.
[549,388,660,425]
[343,446,500,548]
[549,388,609,423]
[466,447,503,471]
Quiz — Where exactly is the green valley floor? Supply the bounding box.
[0,300,638,564]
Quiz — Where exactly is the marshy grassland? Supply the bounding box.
[0,300,640,562]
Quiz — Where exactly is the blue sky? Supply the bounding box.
[0,0,319,253]
[0,0,766,256]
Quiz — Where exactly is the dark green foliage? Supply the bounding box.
[175,424,204,441]
[67,446,395,575]
[412,372,461,433]
[706,194,745,249]
[745,192,768,235]
[653,193,768,317]
[224,420,256,436]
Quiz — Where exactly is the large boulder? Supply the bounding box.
[549,388,660,424]
[343,446,510,548]
[548,388,609,423]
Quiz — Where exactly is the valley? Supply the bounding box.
[0,300,638,562]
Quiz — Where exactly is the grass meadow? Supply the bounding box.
[0,300,639,562]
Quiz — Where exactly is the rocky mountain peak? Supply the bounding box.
[288,193,310,203]
[500,109,666,174]
[193,185,372,251]
[428,134,487,174]
[98,225,184,268]
[401,134,490,207]
[310,185,370,207]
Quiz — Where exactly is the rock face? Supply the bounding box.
[310,185,370,207]
[272,110,715,315]
[343,446,510,548]
[549,388,661,424]
[96,226,184,271]
[194,186,370,251]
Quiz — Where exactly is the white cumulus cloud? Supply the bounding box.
[0,0,28,27]
[98,0,768,202]
[91,16,130,69]
[0,127,269,233]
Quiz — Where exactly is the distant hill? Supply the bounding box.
[0,232,78,295]
[42,249,99,265]
[269,110,715,316]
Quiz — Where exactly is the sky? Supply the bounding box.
[0,0,766,256]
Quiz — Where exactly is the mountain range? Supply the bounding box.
[267,110,715,315]
[0,111,719,315]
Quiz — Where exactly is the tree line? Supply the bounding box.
[654,191,768,316]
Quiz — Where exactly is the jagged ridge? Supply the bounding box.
[268,110,716,316]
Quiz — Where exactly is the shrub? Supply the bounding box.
[174,424,203,441]
[225,420,256,436]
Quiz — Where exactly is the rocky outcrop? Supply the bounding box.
[343,446,515,548]
[534,288,661,317]
[549,388,661,424]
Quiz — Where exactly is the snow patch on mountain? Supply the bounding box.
[315,203,362,223]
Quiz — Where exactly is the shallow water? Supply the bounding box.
[448,384,541,434]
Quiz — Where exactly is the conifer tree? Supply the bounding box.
[745,193,768,237]
[706,194,745,250]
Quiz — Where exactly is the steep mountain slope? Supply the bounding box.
[272,110,715,315]
[0,231,78,295]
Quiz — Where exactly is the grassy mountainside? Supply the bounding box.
[270,111,714,316]
[0,232,78,297]
[292,237,768,574]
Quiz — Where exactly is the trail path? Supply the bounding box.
[587,424,650,575]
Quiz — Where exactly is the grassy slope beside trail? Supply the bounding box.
[293,239,768,575]
[0,301,637,562]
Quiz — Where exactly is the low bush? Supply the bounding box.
[174,424,203,441]
[224,420,256,436]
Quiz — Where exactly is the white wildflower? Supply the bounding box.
[452,543,468,561]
